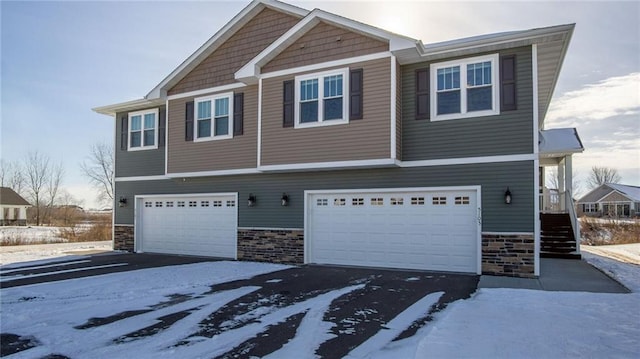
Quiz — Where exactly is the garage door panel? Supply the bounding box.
[308,189,478,273]
[138,195,237,258]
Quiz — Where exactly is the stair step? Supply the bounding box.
[541,252,582,259]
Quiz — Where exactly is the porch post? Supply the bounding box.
[558,159,566,210]
[565,155,573,197]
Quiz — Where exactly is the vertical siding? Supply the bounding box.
[115,107,165,177]
[402,47,534,161]
[262,21,388,73]
[167,86,258,173]
[115,160,534,232]
[168,8,300,95]
[261,58,391,166]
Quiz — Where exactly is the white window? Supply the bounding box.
[583,203,598,213]
[431,54,499,121]
[295,69,348,128]
[194,92,233,141]
[128,109,158,150]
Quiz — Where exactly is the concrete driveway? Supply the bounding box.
[1,254,478,358]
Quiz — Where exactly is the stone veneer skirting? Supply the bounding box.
[482,233,535,278]
[238,228,304,264]
[114,225,134,252]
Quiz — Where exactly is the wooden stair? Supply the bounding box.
[540,213,581,259]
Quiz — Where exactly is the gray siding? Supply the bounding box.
[115,107,165,177]
[115,160,534,232]
[401,47,533,160]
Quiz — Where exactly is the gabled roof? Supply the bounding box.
[0,187,31,206]
[235,7,417,82]
[578,183,640,203]
[146,0,307,99]
[606,183,640,202]
[539,128,584,158]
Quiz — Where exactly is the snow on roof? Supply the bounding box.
[606,183,640,202]
[539,128,584,156]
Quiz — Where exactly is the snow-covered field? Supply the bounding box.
[1,244,639,358]
[0,241,112,266]
[0,225,94,246]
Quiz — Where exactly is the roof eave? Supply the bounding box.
[92,98,165,117]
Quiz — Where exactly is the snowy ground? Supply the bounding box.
[1,244,639,358]
[0,226,93,246]
[0,241,112,266]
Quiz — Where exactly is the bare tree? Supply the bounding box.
[23,152,65,225]
[0,160,25,195]
[80,142,114,206]
[587,166,621,189]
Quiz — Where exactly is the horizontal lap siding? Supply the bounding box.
[402,47,533,160]
[168,8,299,95]
[167,86,258,173]
[115,107,165,177]
[261,58,391,165]
[115,160,534,232]
[262,21,389,73]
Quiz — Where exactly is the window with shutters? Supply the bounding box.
[194,92,233,141]
[295,68,348,128]
[430,54,499,121]
[128,109,158,150]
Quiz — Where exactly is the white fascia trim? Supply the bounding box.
[147,1,308,99]
[134,192,238,199]
[400,154,536,168]
[164,99,169,175]
[259,158,396,172]
[258,52,391,80]
[93,98,164,116]
[482,231,535,236]
[390,55,397,160]
[167,83,246,101]
[257,77,263,167]
[115,175,170,182]
[166,168,261,178]
[238,227,304,231]
[532,44,541,277]
[235,8,415,80]
[305,185,481,195]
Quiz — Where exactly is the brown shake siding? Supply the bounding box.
[262,21,389,73]
[168,8,300,96]
[261,57,391,166]
[167,85,258,173]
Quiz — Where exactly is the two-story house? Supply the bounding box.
[94,0,582,278]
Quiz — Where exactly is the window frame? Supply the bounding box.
[128,109,159,151]
[294,68,349,129]
[430,54,500,121]
[194,92,234,142]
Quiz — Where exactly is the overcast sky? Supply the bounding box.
[1,0,638,208]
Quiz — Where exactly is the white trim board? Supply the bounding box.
[167,83,246,101]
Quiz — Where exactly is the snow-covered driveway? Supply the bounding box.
[0,260,477,358]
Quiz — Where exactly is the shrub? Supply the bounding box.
[580,216,640,245]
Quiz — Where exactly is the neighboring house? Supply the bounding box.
[577,183,640,218]
[94,0,582,278]
[0,187,31,226]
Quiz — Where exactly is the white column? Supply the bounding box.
[565,155,573,197]
[558,159,566,211]
[7,207,15,220]
[19,207,28,220]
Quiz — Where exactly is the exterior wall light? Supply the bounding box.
[281,193,290,206]
[118,197,127,207]
[504,187,512,204]
[248,193,256,207]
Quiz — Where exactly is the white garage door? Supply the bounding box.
[137,194,237,258]
[307,188,479,273]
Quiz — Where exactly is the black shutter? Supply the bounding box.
[415,68,430,120]
[120,115,128,150]
[233,92,244,136]
[158,108,166,147]
[501,55,517,111]
[349,68,363,120]
[185,101,194,141]
[283,80,294,128]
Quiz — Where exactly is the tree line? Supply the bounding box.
[1,144,113,226]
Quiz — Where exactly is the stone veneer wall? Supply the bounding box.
[238,228,304,264]
[482,233,535,278]
[114,225,134,252]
